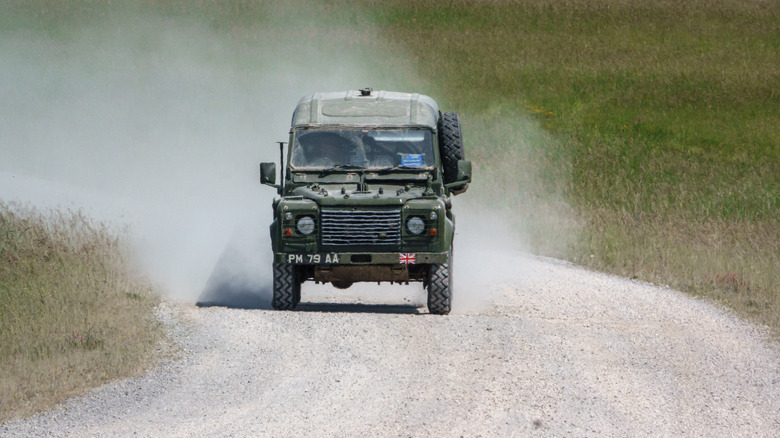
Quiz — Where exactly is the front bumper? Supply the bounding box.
[273,251,448,265]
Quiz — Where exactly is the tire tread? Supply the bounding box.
[427,251,452,315]
[273,263,299,310]
[438,112,465,185]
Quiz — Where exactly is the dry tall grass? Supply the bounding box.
[0,202,162,422]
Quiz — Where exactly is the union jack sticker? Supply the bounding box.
[399,253,416,264]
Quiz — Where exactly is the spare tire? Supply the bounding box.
[437,111,465,185]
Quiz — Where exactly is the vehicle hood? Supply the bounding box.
[290,184,437,207]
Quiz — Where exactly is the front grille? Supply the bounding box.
[321,209,401,247]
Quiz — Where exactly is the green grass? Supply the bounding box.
[358,0,780,329]
[0,203,163,422]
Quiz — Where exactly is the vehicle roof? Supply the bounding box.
[291,90,440,130]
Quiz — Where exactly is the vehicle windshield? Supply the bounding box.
[290,127,435,171]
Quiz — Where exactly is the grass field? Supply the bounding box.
[361,0,779,330]
[0,203,163,422]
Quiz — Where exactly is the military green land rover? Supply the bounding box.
[259,88,471,314]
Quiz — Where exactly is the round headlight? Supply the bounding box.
[407,216,425,235]
[296,216,315,235]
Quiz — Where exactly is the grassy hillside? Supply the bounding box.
[363,0,779,329]
[0,203,162,422]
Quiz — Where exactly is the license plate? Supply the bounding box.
[286,254,341,264]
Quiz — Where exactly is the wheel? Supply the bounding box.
[272,263,301,310]
[437,111,465,185]
[427,249,452,315]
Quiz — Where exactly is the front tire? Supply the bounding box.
[272,263,301,310]
[427,250,452,315]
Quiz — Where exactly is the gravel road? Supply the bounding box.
[2,253,779,437]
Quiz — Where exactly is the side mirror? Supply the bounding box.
[456,160,472,184]
[444,160,471,195]
[260,162,278,187]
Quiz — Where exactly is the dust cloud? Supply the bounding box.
[1,3,571,312]
[0,4,416,303]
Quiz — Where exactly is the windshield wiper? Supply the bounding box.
[318,164,365,176]
[375,165,429,174]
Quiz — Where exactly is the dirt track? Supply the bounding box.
[2,254,779,437]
